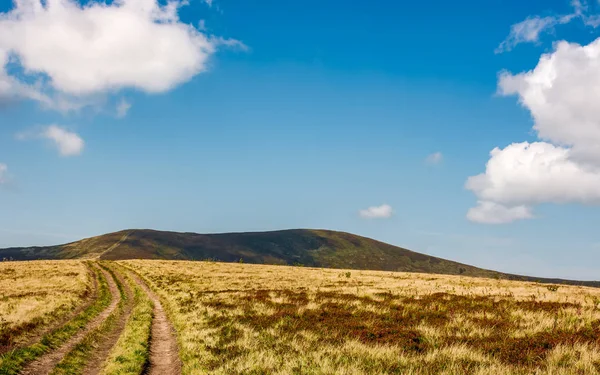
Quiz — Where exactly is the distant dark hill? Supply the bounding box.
[1,228,598,287]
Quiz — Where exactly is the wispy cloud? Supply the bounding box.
[211,36,249,51]
[496,0,600,53]
[466,200,534,224]
[425,152,443,165]
[116,98,132,118]
[0,163,7,185]
[359,204,393,219]
[496,16,565,53]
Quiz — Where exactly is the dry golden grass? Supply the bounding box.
[123,260,600,375]
[0,260,91,349]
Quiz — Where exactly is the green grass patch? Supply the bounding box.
[0,263,111,375]
[99,267,153,375]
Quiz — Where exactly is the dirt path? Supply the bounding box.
[80,265,134,375]
[20,264,122,375]
[127,269,182,375]
[0,262,99,355]
[97,232,131,260]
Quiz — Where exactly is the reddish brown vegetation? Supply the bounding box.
[195,289,599,369]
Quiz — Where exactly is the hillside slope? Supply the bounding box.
[1,228,598,286]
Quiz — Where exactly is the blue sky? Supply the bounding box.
[2,0,600,279]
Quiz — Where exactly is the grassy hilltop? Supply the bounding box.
[1,228,598,287]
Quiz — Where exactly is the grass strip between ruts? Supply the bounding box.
[98,265,153,375]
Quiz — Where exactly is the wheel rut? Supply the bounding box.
[126,269,182,375]
[79,264,134,375]
[19,264,121,375]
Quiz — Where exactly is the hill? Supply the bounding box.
[1,228,598,287]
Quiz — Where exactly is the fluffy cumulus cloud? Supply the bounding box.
[359,204,393,219]
[467,142,600,206]
[468,37,600,223]
[499,40,600,161]
[425,152,443,165]
[0,0,236,110]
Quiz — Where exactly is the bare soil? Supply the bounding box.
[127,270,182,375]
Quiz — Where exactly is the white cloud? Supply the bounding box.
[116,98,132,118]
[499,39,600,161]
[18,125,85,156]
[467,201,533,224]
[468,36,600,223]
[0,51,58,108]
[496,1,600,53]
[467,142,600,206]
[496,16,563,53]
[211,36,249,51]
[425,152,443,165]
[359,204,393,219]
[43,126,84,156]
[0,163,7,185]
[0,0,239,110]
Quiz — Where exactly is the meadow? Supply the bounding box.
[3,259,600,374]
[123,260,600,375]
[0,261,92,351]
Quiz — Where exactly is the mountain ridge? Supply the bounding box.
[1,228,598,287]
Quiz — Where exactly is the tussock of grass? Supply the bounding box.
[49,263,128,375]
[98,266,153,375]
[0,264,111,375]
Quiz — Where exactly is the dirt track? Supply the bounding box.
[127,270,182,375]
[80,265,134,375]
[10,261,182,375]
[20,265,122,375]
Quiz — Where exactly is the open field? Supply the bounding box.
[124,260,600,375]
[0,261,92,352]
[3,259,600,374]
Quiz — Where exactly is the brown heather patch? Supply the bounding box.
[121,260,600,374]
[189,287,600,368]
[203,300,237,310]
